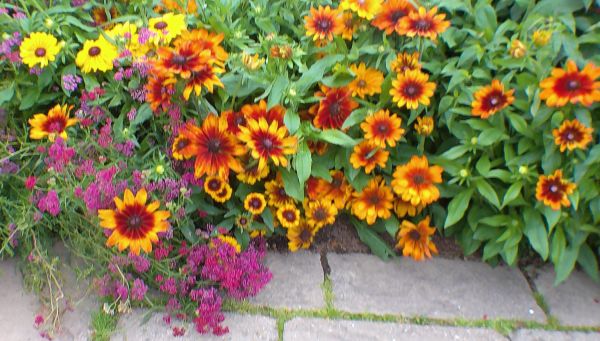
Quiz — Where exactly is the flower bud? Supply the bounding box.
[532,30,551,47]
[44,18,54,29]
[470,137,478,145]
[510,39,527,58]
[518,165,528,175]
[459,169,469,178]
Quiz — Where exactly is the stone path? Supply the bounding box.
[2,251,600,340]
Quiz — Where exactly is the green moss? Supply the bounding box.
[91,307,119,341]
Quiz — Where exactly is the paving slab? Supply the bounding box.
[284,317,508,341]
[250,251,325,309]
[534,266,600,327]
[111,311,277,341]
[511,329,600,341]
[328,253,545,321]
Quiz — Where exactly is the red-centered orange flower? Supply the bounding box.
[323,170,353,210]
[372,0,415,35]
[91,6,118,28]
[277,204,301,229]
[154,42,208,79]
[287,220,316,252]
[360,109,404,147]
[314,87,358,130]
[98,188,170,255]
[540,60,600,107]
[28,104,77,142]
[350,141,389,174]
[396,216,438,261]
[351,177,394,225]
[340,12,357,40]
[162,0,197,15]
[265,174,296,208]
[394,198,425,218]
[397,6,450,40]
[183,61,224,100]
[304,6,343,41]
[536,170,576,210]
[240,100,285,127]
[222,110,247,135]
[238,118,298,170]
[177,29,228,66]
[471,80,515,119]
[236,156,270,184]
[553,119,594,152]
[189,114,245,179]
[348,63,384,99]
[390,69,436,110]
[392,155,443,206]
[146,70,177,112]
[340,0,382,20]
[304,199,338,230]
[244,193,267,215]
[390,51,420,74]
[172,123,196,160]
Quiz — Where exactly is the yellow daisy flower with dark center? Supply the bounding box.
[348,63,384,99]
[471,80,515,119]
[536,170,576,211]
[390,69,436,109]
[340,12,357,40]
[204,175,225,197]
[276,204,301,229]
[323,170,353,210]
[76,37,118,73]
[19,32,61,68]
[414,116,434,136]
[396,216,438,261]
[98,188,170,255]
[397,6,450,40]
[391,155,443,206]
[350,141,389,174]
[304,199,338,230]
[236,160,270,185]
[211,182,232,203]
[238,118,298,171]
[360,109,404,148]
[235,214,252,230]
[351,177,394,225]
[244,193,267,215]
[148,13,187,45]
[28,104,77,142]
[390,51,421,74]
[552,119,593,152]
[265,175,296,208]
[304,6,344,41]
[287,220,316,252]
[340,0,382,20]
[172,125,196,160]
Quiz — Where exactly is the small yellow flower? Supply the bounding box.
[510,39,526,58]
[414,116,434,136]
[241,52,264,70]
[532,30,551,47]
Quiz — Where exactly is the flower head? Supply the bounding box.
[535,170,576,210]
[360,109,404,147]
[414,116,434,136]
[372,0,415,35]
[533,30,551,47]
[394,198,425,218]
[313,87,358,130]
[265,174,295,208]
[510,39,526,58]
[29,104,77,142]
[397,6,450,40]
[76,37,118,73]
[287,220,316,251]
[350,141,389,174]
[148,13,186,45]
[238,118,297,171]
[340,0,382,20]
[351,177,394,225]
[98,188,170,255]
[204,175,226,198]
[391,155,443,206]
[348,63,384,99]
[340,12,357,40]
[19,32,60,68]
[390,69,436,109]
[304,6,343,41]
[390,51,420,74]
[146,70,177,112]
[244,193,267,215]
[471,80,515,119]
[396,216,438,261]
[277,204,301,229]
[240,100,285,127]
[322,170,353,210]
[172,124,196,160]
[552,119,593,152]
[304,199,337,230]
[540,60,600,107]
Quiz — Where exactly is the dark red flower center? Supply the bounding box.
[249,198,262,209]
[35,48,46,57]
[331,177,342,188]
[278,188,287,197]
[377,123,388,134]
[368,194,380,205]
[389,10,406,23]
[409,229,421,241]
[561,127,582,143]
[262,137,274,150]
[207,179,221,191]
[566,79,580,91]
[299,227,312,242]
[283,210,296,222]
[127,214,143,229]
[403,82,422,98]
[172,53,187,66]
[115,204,154,239]
[207,138,221,153]
[357,79,367,88]
[313,207,327,221]
[88,46,101,57]
[239,217,248,225]
[542,178,566,202]
[176,138,189,150]
[317,18,332,32]
[154,21,167,30]
[329,101,341,116]
[414,19,432,31]
[42,116,67,133]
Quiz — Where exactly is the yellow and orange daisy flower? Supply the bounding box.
[540,60,600,107]
[394,198,425,218]
[396,216,438,261]
[240,100,285,127]
[238,118,298,171]
[304,199,338,230]
[154,43,210,79]
[350,141,389,174]
[189,114,245,179]
[265,174,296,208]
[536,170,576,211]
[182,61,224,100]
[340,0,382,20]
[277,204,301,229]
[307,140,329,156]
[172,124,196,160]
[323,170,353,210]
[204,175,226,198]
[372,0,415,35]
[178,29,228,66]
[304,6,344,41]
[391,155,443,206]
[397,6,450,40]
[244,193,267,215]
[552,119,593,152]
[211,182,233,203]
[161,0,198,14]
[471,80,515,119]
[222,110,247,136]
[351,177,394,225]
[348,63,384,99]
[29,104,77,142]
[340,12,357,40]
[236,157,270,185]
[145,70,177,112]
[360,109,404,148]
[390,69,436,110]
[313,87,359,130]
[235,214,252,230]
[148,13,187,45]
[414,116,434,136]
[98,188,170,255]
[390,51,421,74]
[287,220,316,252]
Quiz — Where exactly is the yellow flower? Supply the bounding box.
[276,204,301,229]
[241,52,265,70]
[390,69,436,109]
[533,30,551,47]
[148,13,187,45]
[29,104,77,142]
[351,177,394,225]
[76,37,118,73]
[287,220,316,252]
[360,109,404,148]
[391,155,443,206]
[304,199,337,230]
[348,63,384,99]
[19,32,61,68]
[340,0,382,20]
[244,193,267,215]
[396,216,438,261]
[510,39,526,58]
[414,116,434,136]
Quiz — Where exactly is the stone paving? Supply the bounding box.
[2,251,600,340]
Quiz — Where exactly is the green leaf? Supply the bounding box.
[444,188,474,228]
[261,208,275,232]
[543,206,561,232]
[180,224,198,243]
[268,75,288,109]
[475,179,500,208]
[0,86,14,105]
[294,142,312,187]
[441,145,470,160]
[352,219,396,260]
[523,208,549,260]
[19,88,40,110]
[296,55,344,93]
[577,244,599,281]
[131,103,152,126]
[342,108,369,129]
[554,246,579,285]
[318,129,357,147]
[478,128,508,146]
[280,168,304,201]
[384,215,400,238]
[283,111,300,134]
[502,182,523,208]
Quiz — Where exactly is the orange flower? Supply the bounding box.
[322,170,353,210]
[244,193,267,215]
[222,110,247,136]
[471,80,515,119]
[265,174,296,208]
[391,155,443,206]
[394,198,425,218]
[161,0,197,14]
[414,116,434,136]
[145,70,177,112]
[360,109,404,147]
[304,6,343,41]
[348,63,384,99]
[304,199,338,230]
[287,220,316,252]
[171,123,196,160]
[340,12,357,40]
[313,87,358,130]
[236,157,270,185]
[204,175,225,198]
[340,0,382,20]
[238,118,297,171]
[540,60,600,107]
[189,114,245,179]
[396,216,438,261]
[154,42,208,79]
[372,0,415,35]
[536,170,576,211]
[240,100,285,127]
[553,119,593,152]
[397,6,450,40]
[277,204,301,229]
[177,29,228,66]
[28,104,77,142]
[182,61,224,100]
[351,177,394,225]
[390,51,420,74]
[98,188,170,255]
[390,69,436,109]
[350,141,389,174]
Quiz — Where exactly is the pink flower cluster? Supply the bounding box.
[37,190,61,216]
[45,138,75,172]
[95,254,151,302]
